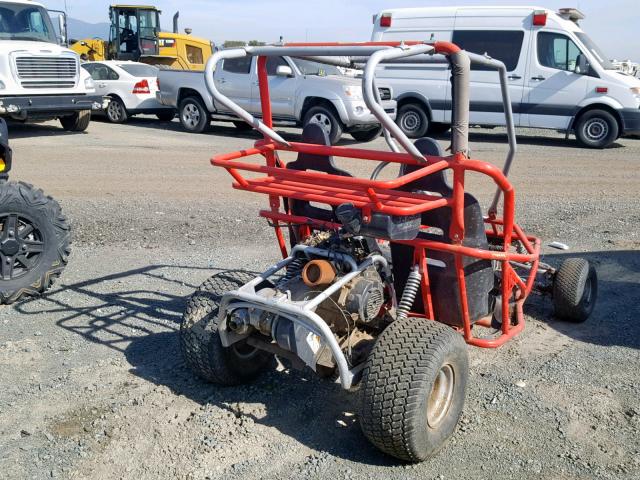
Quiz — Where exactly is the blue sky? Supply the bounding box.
[46,0,638,60]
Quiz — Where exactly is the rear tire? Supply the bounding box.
[303,105,343,145]
[179,96,210,133]
[350,126,382,142]
[574,109,618,149]
[105,97,128,124]
[60,110,91,131]
[0,181,71,304]
[180,270,273,385]
[553,258,597,323]
[232,121,253,131]
[360,317,468,462]
[396,103,429,138]
[156,111,175,122]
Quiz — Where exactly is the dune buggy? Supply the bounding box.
[180,41,597,461]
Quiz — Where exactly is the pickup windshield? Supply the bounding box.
[575,32,614,70]
[292,58,342,76]
[0,3,57,43]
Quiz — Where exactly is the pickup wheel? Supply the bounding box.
[396,103,429,139]
[350,126,382,143]
[179,96,210,133]
[303,105,343,145]
[60,110,91,132]
[156,111,175,122]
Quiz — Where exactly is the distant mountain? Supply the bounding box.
[67,17,110,42]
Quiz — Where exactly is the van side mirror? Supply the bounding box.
[575,54,590,75]
[276,65,293,77]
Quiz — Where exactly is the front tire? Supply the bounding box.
[574,110,618,148]
[350,126,382,143]
[396,103,429,139]
[360,317,468,462]
[180,270,272,385]
[179,96,210,133]
[303,105,343,145]
[553,258,597,323]
[0,181,71,304]
[60,110,91,132]
[105,97,128,124]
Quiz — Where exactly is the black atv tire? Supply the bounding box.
[0,181,71,304]
[60,110,91,132]
[360,317,468,462]
[553,258,597,322]
[180,270,273,385]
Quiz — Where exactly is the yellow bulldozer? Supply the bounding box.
[71,5,213,71]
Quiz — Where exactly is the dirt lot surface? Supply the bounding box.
[0,117,638,480]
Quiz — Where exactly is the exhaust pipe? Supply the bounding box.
[173,11,179,34]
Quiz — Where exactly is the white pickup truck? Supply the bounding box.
[157,55,396,144]
[0,0,105,131]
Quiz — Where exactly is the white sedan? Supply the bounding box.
[81,61,175,123]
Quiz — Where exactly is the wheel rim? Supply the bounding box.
[107,100,122,122]
[400,110,422,133]
[0,213,44,281]
[308,112,332,136]
[426,364,455,428]
[231,342,259,360]
[182,103,201,129]
[581,276,594,308]
[583,118,608,142]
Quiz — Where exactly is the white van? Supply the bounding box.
[371,6,640,148]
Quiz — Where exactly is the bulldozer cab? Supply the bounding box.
[108,5,160,61]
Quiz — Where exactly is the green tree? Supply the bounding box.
[223,40,246,48]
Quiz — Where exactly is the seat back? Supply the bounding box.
[287,124,352,221]
[390,138,495,326]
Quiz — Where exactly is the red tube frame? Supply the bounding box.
[210,42,540,348]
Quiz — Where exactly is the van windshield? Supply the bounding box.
[0,4,57,43]
[292,59,342,76]
[575,32,614,70]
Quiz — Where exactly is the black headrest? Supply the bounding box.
[287,124,351,176]
[400,137,451,195]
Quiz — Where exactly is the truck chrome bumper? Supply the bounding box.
[0,94,108,116]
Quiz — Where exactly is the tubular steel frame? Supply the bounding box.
[207,41,541,349]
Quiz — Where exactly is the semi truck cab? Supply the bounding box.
[0,0,106,131]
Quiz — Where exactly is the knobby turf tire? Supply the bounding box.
[553,258,597,322]
[180,270,272,385]
[0,181,71,304]
[360,317,468,462]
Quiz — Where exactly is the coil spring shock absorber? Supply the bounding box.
[396,265,421,320]
[281,257,306,283]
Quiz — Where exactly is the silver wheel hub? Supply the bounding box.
[308,112,332,136]
[107,101,122,121]
[401,110,421,132]
[584,118,608,142]
[182,103,201,129]
[427,364,455,428]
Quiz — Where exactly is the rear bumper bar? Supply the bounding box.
[0,94,108,116]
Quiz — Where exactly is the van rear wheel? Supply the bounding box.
[575,110,618,149]
[396,103,429,138]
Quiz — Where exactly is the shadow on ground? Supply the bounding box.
[12,247,639,464]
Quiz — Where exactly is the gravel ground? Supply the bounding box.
[0,117,638,480]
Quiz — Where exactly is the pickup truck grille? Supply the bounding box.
[377,87,391,101]
[15,56,78,89]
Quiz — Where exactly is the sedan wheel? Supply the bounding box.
[106,98,128,124]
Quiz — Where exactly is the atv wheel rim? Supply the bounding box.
[427,364,455,428]
[308,113,332,136]
[182,104,201,129]
[0,214,44,281]
[584,118,608,142]
[400,110,421,133]
[107,101,123,122]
